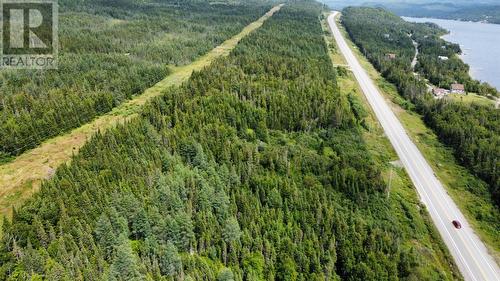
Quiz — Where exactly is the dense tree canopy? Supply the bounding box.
[0,2,457,280]
[342,7,499,207]
[0,0,271,159]
[342,7,498,96]
[389,3,500,25]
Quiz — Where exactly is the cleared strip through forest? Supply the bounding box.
[0,4,283,219]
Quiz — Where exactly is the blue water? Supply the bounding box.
[403,17,500,90]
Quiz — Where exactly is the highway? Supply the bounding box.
[327,11,500,281]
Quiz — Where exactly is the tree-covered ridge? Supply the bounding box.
[342,7,499,212]
[0,2,457,280]
[341,7,428,101]
[342,7,498,97]
[388,3,500,25]
[0,0,270,160]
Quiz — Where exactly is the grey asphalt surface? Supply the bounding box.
[328,11,500,281]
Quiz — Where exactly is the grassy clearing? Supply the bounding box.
[444,93,496,107]
[0,4,283,226]
[332,12,500,263]
[322,13,462,279]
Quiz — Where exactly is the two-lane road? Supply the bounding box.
[327,12,500,281]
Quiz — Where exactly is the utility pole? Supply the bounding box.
[387,167,393,199]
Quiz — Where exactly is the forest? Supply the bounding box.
[387,3,500,25]
[0,2,458,280]
[342,7,500,209]
[0,0,271,161]
[411,27,498,96]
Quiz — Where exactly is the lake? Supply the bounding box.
[403,17,500,90]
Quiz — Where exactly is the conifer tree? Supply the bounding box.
[109,235,144,281]
[159,242,182,277]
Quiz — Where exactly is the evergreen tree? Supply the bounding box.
[159,242,182,277]
[95,214,117,259]
[217,268,235,281]
[109,235,144,281]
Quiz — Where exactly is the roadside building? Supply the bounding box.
[386,53,396,60]
[438,56,448,60]
[451,83,465,94]
[433,87,449,99]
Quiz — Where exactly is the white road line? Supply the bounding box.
[327,11,500,281]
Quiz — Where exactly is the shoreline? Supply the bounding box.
[403,16,500,92]
[401,15,499,26]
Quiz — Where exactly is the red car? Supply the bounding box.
[452,220,462,229]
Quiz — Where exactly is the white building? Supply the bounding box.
[451,83,465,94]
[433,88,450,99]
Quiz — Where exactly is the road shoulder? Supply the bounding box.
[330,10,500,264]
[321,12,461,280]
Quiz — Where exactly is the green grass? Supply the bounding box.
[323,13,462,280]
[332,12,500,263]
[444,93,496,107]
[338,72,461,280]
[0,153,13,165]
[0,5,283,224]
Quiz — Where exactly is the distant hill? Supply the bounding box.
[319,0,500,24]
[319,0,498,9]
[378,3,500,24]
